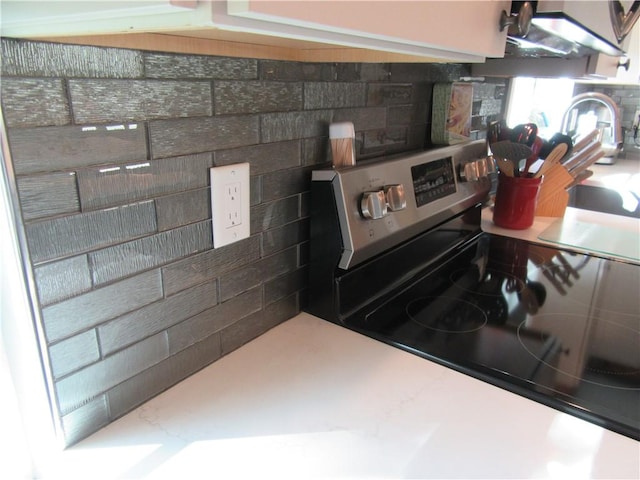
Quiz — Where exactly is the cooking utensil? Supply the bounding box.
[486,119,510,144]
[569,149,605,176]
[489,140,533,176]
[561,140,601,171]
[523,136,543,175]
[539,132,573,159]
[570,128,600,153]
[494,156,515,177]
[510,123,538,147]
[533,143,568,178]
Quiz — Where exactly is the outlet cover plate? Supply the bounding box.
[210,163,250,248]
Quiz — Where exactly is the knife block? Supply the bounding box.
[535,164,572,217]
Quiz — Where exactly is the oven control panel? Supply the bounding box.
[312,140,492,269]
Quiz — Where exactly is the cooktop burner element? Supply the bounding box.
[308,141,640,441]
[517,313,640,391]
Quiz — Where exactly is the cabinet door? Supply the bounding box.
[227,0,511,59]
[0,0,200,36]
[585,24,639,83]
[616,22,640,83]
[1,0,510,63]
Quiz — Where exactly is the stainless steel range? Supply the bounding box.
[307,140,640,441]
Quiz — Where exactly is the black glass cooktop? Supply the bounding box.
[351,234,640,440]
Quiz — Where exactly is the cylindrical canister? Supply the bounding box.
[329,122,356,168]
[493,173,543,229]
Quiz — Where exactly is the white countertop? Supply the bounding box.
[482,206,640,263]
[585,156,640,197]
[34,207,640,479]
[40,312,639,479]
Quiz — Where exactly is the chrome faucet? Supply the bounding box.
[561,92,623,165]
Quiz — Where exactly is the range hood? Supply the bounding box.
[502,1,638,59]
[507,15,622,58]
[474,1,640,79]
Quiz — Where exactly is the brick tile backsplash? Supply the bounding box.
[366,83,415,106]
[389,63,469,82]
[76,152,213,211]
[363,126,409,154]
[60,396,109,447]
[155,187,211,232]
[68,79,213,123]
[97,280,219,355]
[167,287,262,354]
[0,77,70,127]
[144,52,257,79]
[214,140,301,175]
[9,123,148,175]
[218,247,298,302]
[1,40,143,78]
[259,60,336,81]
[250,196,300,234]
[332,106,386,131]
[89,220,212,285]
[161,235,260,296]
[336,63,390,82]
[49,330,101,379]
[16,171,80,221]
[149,115,260,158]
[220,294,298,355]
[261,166,313,203]
[106,331,223,420]
[214,80,303,114]
[264,267,308,306]
[42,270,163,343]
[56,333,169,415]
[260,109,334,143]
[303,82,367,109]
[26,200,157,263]
[34,255,92,307]
[262,218,309,256]
[1,37,506,447]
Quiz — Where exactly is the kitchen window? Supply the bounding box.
[505,77,575,139]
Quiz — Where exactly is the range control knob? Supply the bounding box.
[384,184,406,211]
[360,190,387,219]
[460,157,495,182]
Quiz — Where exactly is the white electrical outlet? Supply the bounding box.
[210,163,250,248]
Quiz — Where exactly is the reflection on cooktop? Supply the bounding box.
[450,268,526,296]
[407,296,487,333]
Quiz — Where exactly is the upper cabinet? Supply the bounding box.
[0,0,512,63]
[224,0,510,60]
